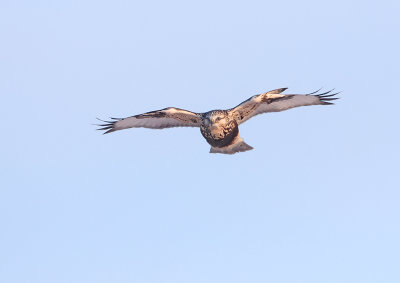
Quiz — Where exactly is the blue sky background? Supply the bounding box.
[1,0,399,282]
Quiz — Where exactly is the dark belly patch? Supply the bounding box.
[200,121,239,148]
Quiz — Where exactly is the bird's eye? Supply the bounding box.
[216,117,221,122]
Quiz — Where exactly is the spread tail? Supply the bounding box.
[209,135,253,154]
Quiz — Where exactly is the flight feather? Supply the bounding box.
[230,88,339,124]
[96,107,201,134]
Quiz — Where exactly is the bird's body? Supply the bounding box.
[200,110,238,147]
[97,88,339,154]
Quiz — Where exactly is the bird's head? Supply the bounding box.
[204,111,228,128]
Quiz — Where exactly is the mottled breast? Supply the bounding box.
[200,115,239,148]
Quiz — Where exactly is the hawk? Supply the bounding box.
[96,88,339,154]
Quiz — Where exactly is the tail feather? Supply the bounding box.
[209,135,253,154]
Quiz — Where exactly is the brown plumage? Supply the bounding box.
[96,88,339,154]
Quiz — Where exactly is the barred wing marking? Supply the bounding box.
[97,107,202,134]
[230,89,339,125]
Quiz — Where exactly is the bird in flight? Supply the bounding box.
[96,88,339,154]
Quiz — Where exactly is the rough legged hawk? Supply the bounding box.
[96,88,339,154]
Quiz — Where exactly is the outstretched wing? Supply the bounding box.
[96,107,202,134]
[229,88,339,125]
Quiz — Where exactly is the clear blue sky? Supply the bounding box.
[1,0,399,282]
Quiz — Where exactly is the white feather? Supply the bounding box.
[209,135,253,154]
[113,116,198,130]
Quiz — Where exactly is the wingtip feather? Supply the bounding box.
[310,88,341,104]
[95,117,117,134]
[103,130,114,134]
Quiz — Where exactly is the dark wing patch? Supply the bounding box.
[313,89,340,105]
[96,117,123,134]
